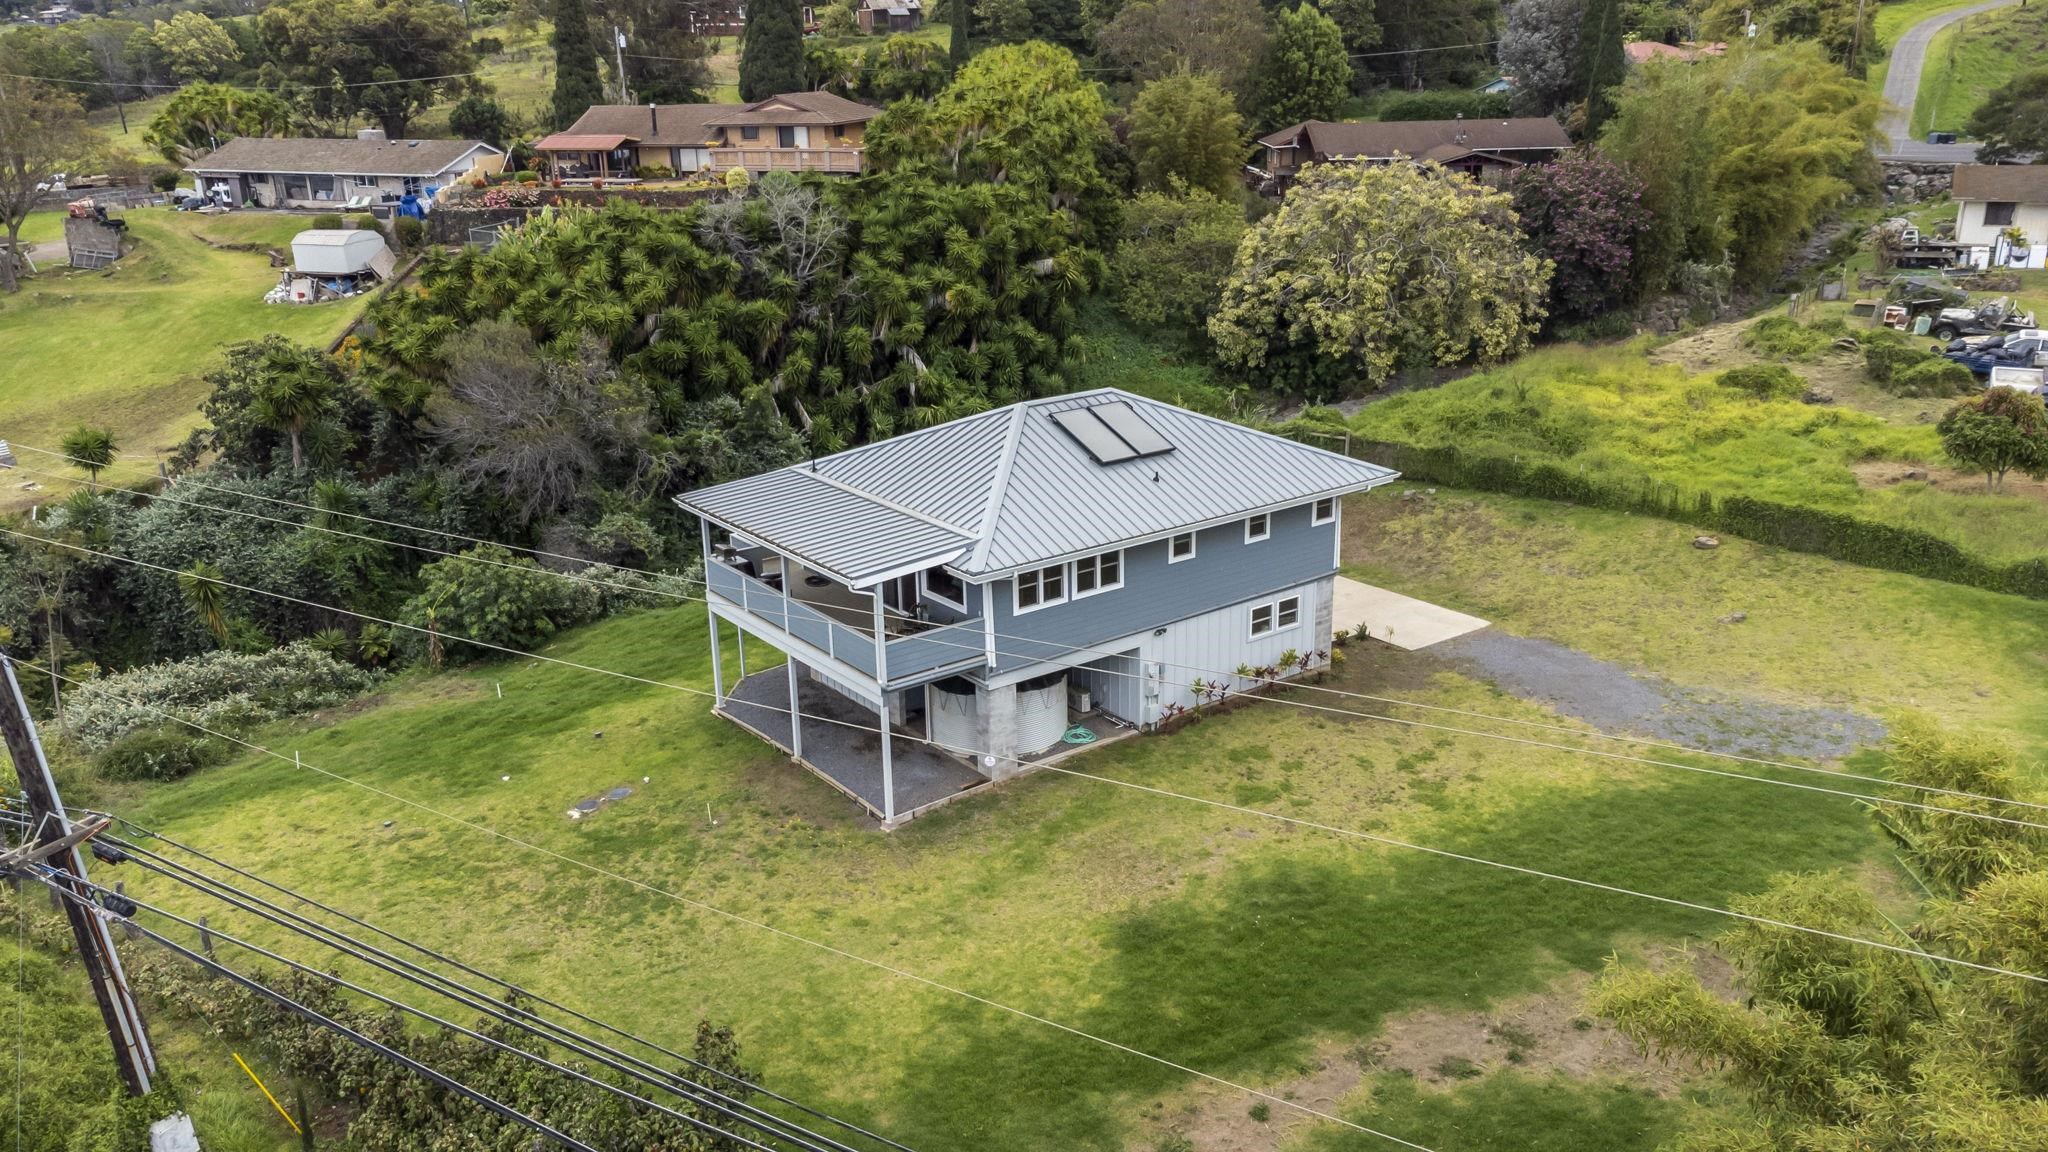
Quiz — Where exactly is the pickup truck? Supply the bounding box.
[1937,335,2048,377]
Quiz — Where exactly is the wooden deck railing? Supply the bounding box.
[707,147,865,174]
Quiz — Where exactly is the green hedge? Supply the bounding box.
[1294,432,2048,601]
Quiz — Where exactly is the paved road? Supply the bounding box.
[1879,0,2018,161]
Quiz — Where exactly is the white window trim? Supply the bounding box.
[1168,532,1197,564]
[920,568,968,611]
[1311,497,1336,525]
[1072,549,1124,599]
[1249,593,1303,639]
[1013,564,1068,615]
[1246,513,1271,543]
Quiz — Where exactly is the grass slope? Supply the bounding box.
[101,556,1900,1150]
[0,208,365,493]
[1912,1,2048,134]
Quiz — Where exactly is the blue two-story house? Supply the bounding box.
[675,388,1398,825]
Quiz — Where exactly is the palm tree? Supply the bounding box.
[178,560,230,645]
[59,425,117,484]
[250,345,340,473]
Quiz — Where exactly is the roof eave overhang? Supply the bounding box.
[961,471,1402,584]
[674,496,968,591]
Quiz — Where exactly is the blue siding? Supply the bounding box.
[988,503,1334,671]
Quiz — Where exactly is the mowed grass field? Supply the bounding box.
[0,208,365,500]
[89,483,2048,1150]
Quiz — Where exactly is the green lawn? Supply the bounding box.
[0,208,366,501]
[1911,1,2048,134]
[88,93,175,167]
[85,490,1992,1148]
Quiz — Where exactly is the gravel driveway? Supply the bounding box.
[1431,631,1886,761]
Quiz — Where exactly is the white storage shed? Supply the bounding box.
[290,230,387,276]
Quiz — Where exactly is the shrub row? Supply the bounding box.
[1297,434,2048,601]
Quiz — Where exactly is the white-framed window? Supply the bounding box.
[353,174,379,188]
[1249,594,1302,638]
[921,566,967,610]
[1312,497,1336,525]
[1246,512,1271,543]
[1014,564,1066,614]
[1168,532,1196,563]
[1073,550,1123,598]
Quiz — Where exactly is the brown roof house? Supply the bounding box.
[187,130,504,209]
[1951,165,2048,265]
[1255,116,1570,190]
[533,92,880,182]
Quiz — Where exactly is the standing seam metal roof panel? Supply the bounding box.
[673,388,1397,580]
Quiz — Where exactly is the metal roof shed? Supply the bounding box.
[290,230,386,276]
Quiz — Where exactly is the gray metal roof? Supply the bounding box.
[675,388,1399,582]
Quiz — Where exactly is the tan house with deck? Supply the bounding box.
[534,92,879,181]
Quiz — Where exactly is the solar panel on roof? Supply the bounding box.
[1050,409,1138,463]
[1091,401,1174,457]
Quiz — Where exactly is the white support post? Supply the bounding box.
[708,613,724,708]
[786,656,803,759]
[873,592,894,824]
[737,629,747,680]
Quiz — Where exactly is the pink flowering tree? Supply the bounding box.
[1509,150,1648,324]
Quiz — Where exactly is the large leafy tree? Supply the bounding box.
[1700,0,1877,75]
[1594,719,2048,1152]
[1360,0,1497,90]
[447,93,511,149]
[1940,388,2048,492]
[1209,162,1551,390]
[551,0,606,129]
[0,81,97,294]
[1127,73,1247,198]
[593,0,712,104]
[1509,148,1646,321]
[149,11,241,83]
[1500,0,1583,116]
[1254,3,1350,131]
[1576,0,1625,133]
[1113,181,1247,329]
[739,0,807,101]
[1968,68,2048,164]
[1095,0,1269,102]
[142,83,293,166]
[1601,43,1877,293]
[867,41,1114,232]
[256,0,475,139]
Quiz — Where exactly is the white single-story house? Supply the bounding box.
[187,132,505,210]
[1952,165,2048,267]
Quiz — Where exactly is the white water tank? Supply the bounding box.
[928,677,980,759]
[1013,671,1068,755]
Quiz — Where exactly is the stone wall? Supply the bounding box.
[1884,161,1954,204]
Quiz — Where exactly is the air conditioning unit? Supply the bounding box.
[1067,684,1092,714]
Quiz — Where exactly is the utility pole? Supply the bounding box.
[0,653,156,1096]
[613,25,632,105]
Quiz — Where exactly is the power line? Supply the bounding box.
[8,657,1449,1152]
[4,449,2001,817]
[6,474,2043,831]
[78,812,915,1152]
[25,874,606,1152]
[0,69,483,90]
[16,647,2048,987]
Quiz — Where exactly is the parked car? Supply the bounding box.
[1936,334,2048,377]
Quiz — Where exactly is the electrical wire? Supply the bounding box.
[0,69,484,90]
[28,874,603,1152]
[69,810,917,1152]
[12,446,2046,824]
[4,658,1448,1152]
[60,834,887,1152]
